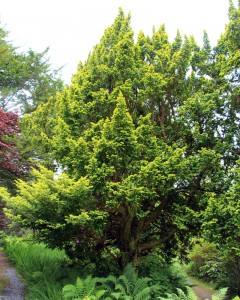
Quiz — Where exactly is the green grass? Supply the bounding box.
[0,272,9,295]
[3,236,76,300]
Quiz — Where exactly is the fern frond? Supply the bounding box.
[62,275,107,300]
[134,287,151,300]
[212,288,228,300]
[176,287,189,300]
[95,289,107,299]
[133,277,151,295]
[119,274,135,294]
[62,284,77,299]
[115,281,128,294]
[158,287,198,300]
[75,277,85,296]
[123,263,138,284]
[103,274,118,293]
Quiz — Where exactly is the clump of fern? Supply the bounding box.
[158,287,199,300]
[138,255,187,297]
[158,287,229,300]
[102,263,157,299]
[62,275,107,300]
[62,263,158,300]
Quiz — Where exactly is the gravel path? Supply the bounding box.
[0,251,25,300]
[188,277,215,300]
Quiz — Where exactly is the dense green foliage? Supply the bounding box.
[3,237,68,299]
[186,240,223,285]
[0,26,63,113]
[159,287,230,300]
[62,263,157,300]
[187,238,240,295]
[2,95,223,267]
[0,23,64,190]
[0,2,240,296]
[138,256,187,297]
[3,238,186,300]
[0,27,63,178]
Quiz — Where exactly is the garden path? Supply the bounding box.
[0,250,25,300]
[188,277,215,300]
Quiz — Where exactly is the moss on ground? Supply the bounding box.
[0,270,9,295]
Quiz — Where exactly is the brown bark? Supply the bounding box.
[139,227,176,252]
[0,204,8,230]
[140,197,169,232]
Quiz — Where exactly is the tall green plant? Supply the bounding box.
[62,263,157,300]
[138,255,187,297]
[2,93,223,268]
[3,237,69,300]
[158,287,228,300]
[102,263,155,299]
[62,276,107,300]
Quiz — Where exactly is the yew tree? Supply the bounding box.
[2,6,240,268]
[4,94,221,267]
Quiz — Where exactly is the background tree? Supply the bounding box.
[0,108,21,228]
[0,24,63,114]
[202,161,240,295]
[0,109,28,188]
[0,22,64,174]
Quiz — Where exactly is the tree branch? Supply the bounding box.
[139,227,176,252]
[122,203,134,246]
[141,196,169,232]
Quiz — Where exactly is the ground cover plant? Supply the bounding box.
[3,237,70,299]
[3,237,188,299]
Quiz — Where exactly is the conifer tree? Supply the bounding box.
[2,6,240,270]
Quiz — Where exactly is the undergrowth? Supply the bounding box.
[3,237,187,299]
[4,236,239,300]
[3,236,76,299]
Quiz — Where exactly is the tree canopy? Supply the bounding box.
[1,4,240,274]
[0,25,63,114]
[0,23,64,187]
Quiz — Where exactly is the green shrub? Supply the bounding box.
[138,255,187,297]
[158,287,230,300]
[221,251,240,296]
[187,239,240,296]
[62,275,107,300]
[186,239,225,285]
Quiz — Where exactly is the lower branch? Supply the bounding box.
[139,227,176,252]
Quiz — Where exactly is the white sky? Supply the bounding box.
[0,0,237,83]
